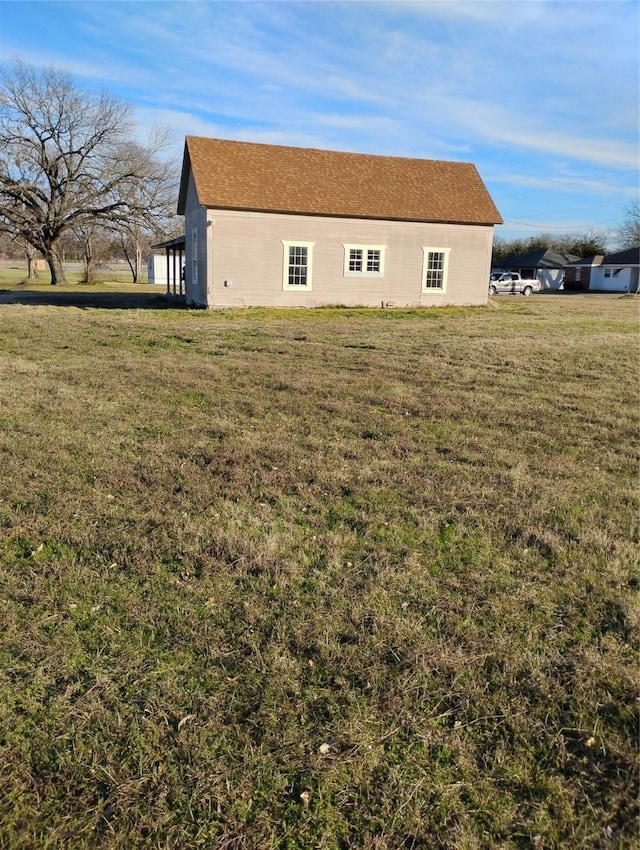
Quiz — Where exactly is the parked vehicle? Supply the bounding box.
[489,272,540,296]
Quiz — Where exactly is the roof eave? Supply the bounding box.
[176,141,193,216]
[198,203,502,226]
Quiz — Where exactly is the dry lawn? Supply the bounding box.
[0,294,638,849]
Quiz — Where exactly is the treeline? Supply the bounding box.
[492,232,609,262]
[494,203,639,261]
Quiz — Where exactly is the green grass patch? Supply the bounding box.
[0,296,638,848]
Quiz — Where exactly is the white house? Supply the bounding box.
[175,136,502,308]
[566,247,640,293]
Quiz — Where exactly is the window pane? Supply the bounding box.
[288,245,308,285]
[349,249,363,272]
[289,267,307,286]
[425,251,444,288]
[367,249,380,272]
[289,246,307,265]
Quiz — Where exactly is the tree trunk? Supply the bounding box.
[134,245,142,283]
[129,248,139,283]
[26,253,39,278]
[122,241,139,283]
[45,244,67,285]
[82,237,95,282]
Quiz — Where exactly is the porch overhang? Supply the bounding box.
[151,235,186,297]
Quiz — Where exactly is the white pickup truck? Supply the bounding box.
[489,272,540,296]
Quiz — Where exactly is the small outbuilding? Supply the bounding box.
[176,136,502,308]
[146,254,168,285]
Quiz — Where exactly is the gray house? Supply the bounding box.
[492,248,581,290]
[175,136,502,308]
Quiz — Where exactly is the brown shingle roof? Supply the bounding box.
[177,136,502,225]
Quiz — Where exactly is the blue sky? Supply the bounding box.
[2,0,638,245]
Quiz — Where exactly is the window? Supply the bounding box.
[421,247,450,292]
[343,244,386,277]
[282,241,314,290]
[191,228,198,284]
[604,268,612,278]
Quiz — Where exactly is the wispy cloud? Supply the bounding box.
[2,0,638,242]
[490,172,639,198]
[457,100,639,169]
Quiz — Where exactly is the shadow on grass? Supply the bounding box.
[0,289,186,310]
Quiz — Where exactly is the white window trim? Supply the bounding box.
[282,241,314,291]
[191,227,198,284]
[343,244,386,277]
[421,247,451,293]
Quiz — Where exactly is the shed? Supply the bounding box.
[147,254,168,285]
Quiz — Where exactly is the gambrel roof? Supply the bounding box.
[177,136,502,225]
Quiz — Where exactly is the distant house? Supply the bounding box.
[174,136,502,308]
[492,248,581,290]
[564,247,640,293]
[147,254,168,286]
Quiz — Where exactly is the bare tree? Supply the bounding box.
[119,222,148,284]
[118,212,182,283]
[10,233,41,277]
[0,60,176,284]
[72,222,104,283]
[615,202,640,250]
[111,129,179,282]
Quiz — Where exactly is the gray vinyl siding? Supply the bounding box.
[182,171,210,306]
[195,207,494,308]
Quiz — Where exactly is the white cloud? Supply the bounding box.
[3,0,637,241]
[480,124,638,170]
[488,172,639,198]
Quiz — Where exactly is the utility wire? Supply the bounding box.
[501,216,622,230]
